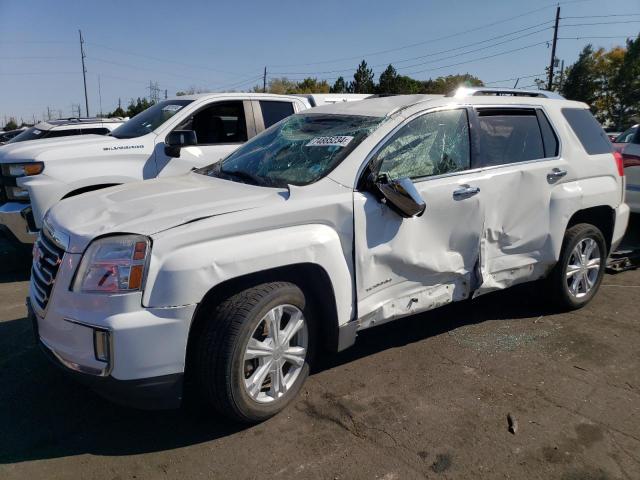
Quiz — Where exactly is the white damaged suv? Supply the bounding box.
[29,88,629,422]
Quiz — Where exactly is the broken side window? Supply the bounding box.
[373,108,471,180]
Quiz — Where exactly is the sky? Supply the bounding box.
[1,0,639,124]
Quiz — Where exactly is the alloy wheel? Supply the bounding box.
[242,304,308,403]
[565,237,601,299]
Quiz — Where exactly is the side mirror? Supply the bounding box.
[164,130,197,158]
[373,174,426,218]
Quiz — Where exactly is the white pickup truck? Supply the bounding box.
[0,93,369,244]
[30,88,629,422]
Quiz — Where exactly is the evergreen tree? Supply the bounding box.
[330,76,347,93]
[377,65,398,94]
[352,60,375,94]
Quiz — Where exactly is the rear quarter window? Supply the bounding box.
[561,108,612,155]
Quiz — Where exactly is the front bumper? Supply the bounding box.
[0,202,37,244]
[28,246,197,410]
[29,299,188,410]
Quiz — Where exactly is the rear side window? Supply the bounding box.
[45,129,82,138]
[561,108,612,154]
[81,128,110,135]
[476,109,546,166]
[260,101,295,128]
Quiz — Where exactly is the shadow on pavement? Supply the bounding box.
[0,230,31,283]
[0,281,551,464]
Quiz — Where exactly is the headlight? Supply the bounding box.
[1,162,44,177]
[73,235,150,293]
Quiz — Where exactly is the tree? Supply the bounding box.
[591,46,626,126]
[421,74,484,94]
[107,106,126,118]
[176,86,211,96]
[295,77,330,93]
[612,34,640,128]
[258,77,299,94]
[3,118,18,130]
[352,60,375,94]
[377,65,399,94]
[560,45,598,106]
[126,97,154,117]
[330,76,348,93]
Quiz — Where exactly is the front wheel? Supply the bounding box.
[195,282,314,423]
[547,223,607,310]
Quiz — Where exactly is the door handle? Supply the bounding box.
[547,168,567,183]
[453,185,480,200]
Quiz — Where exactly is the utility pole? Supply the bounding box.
[547,6,560,91]
[164,89,168,99]
[79,29,89,117]
[47,106,52,121]
[98,75,103,117]
[263,66,267,93]
[558,59,565,90]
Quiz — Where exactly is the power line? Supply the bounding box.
[216,74,264,91]
[403,41,550,77]
[271,22,553,76]
[561,20,640,27]
[86,41,246,77]
[0,56,74,60]
[0,71,77,75]
[484,73,547,85]
[557,35,638,40]
[562,13,640,19]
[268,0,589,69]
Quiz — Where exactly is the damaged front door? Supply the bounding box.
[354,108,484,327]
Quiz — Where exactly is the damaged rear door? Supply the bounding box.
[353,107,486,326]
[471,107,571,294]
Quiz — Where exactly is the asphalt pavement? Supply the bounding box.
[0,223,638,480]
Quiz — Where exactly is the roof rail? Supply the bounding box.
[446,87,565,99]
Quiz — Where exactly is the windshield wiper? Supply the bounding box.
[220,168,266,186]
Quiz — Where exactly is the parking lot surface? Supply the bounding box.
[0,231,639,480]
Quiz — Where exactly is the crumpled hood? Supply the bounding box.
[47,173,287,252]
[0,134,135,163]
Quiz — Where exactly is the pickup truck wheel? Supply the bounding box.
[195,282,314,423]
[548,223,606,310]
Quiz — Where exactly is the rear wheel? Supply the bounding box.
[547,223,606,310]
[195,282,314,423]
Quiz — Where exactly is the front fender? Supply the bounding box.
[143,224,355,327]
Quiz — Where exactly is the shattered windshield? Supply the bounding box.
[196,113,383,187]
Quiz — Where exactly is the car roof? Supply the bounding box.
[306,95,443,117]
[169,92,309,102]
[33,118,124,130]
[305,89,588,118]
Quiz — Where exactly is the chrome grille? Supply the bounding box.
[31,230,65,310]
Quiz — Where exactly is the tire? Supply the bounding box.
[547,223,607,310]
[195,282,315,423]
